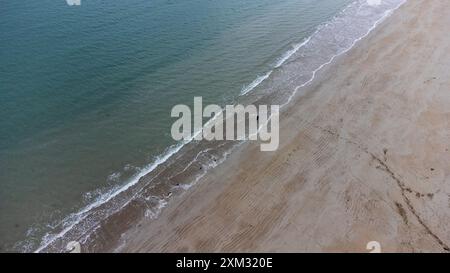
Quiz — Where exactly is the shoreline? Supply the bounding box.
[117,0,450,252]
[29,0,407,253]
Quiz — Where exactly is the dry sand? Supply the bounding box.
[119,0,450,252]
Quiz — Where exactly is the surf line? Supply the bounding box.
[171,97,279,151]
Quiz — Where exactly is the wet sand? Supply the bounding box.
[119,0,450,252]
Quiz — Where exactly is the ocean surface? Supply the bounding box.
[0,0,406,252]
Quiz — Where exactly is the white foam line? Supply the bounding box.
[168,148,212,179]
[239,31,314,97]
[144,198,168,220]
[273,0,359,70]
[34,141,187,253]
[114,112,229,213]
[34,0,407,253]
[275,36,312,68]
[250,0,407,143]
[144,143,236,222]
[35,116,214,252]
[176,145,235,191]
[239,0,359,98]
[35,95,227,252]
[281,0,407,108]
[240,71,273,96]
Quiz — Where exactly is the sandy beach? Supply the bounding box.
[118,0,450,253]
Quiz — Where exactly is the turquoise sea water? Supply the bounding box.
[0,0,405,252]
